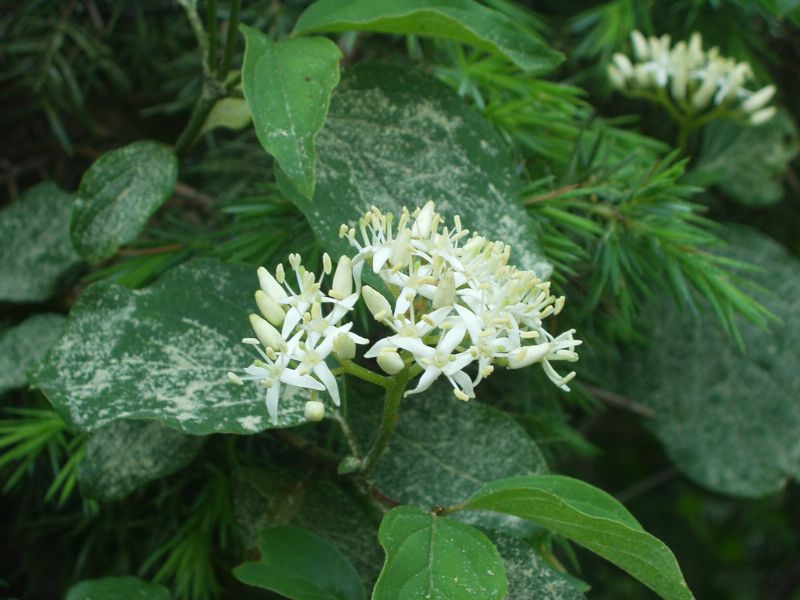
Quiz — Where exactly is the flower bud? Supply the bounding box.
[304,400,325,422]
[255,290,285,326]
[750,106,776,126]
[433,271,456,309]
[333,332,356,361]
[332,255,353,299]
[257,267,287,301]
[249,314,283,350]
[507,343,551,369]
[413,201,436,238]
[612,53,633,78]
[377,349,405,375]
[362,285,392,321]
[631,30,649,61]
[227,371,244,385]
[742,85,776,113]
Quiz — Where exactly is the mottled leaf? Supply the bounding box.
[65,576,170,600]
[241,27,341,199]
[33,259,309,435]
[71,141,178,263]
[463,475,694,600]
[0,314,66,394]
[689,111,798,206]
[233,465,383,587]
[234,527,366,600]
[0,182,82,302]
[349,381,547,508]
[623,227,800,497]
[373,506,507,600]
[489,531,586,600]
[79,419,205,502]
[294,0,563,72]
[278,64,551,279]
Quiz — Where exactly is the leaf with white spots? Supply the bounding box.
[373,506,507,600]
[71,141,178,263]
[0,182,82,303]
[278,64,551,279]
[0,314,66,394]
[32,259,310,435]
[489,531,587,599]
[241,27,341,199]
[349,381,547,508]
[79,419,205,502]
[622,226,800,497]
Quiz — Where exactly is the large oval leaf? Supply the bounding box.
[79,419,205,502]
[0,314,66,394]
[0,182,82,302]
[234,527,366,600]
[462,475,694,600]
[71,141,178,263]
[279,64,550,278]
[373,506,507,600]
[294,0,563,72]
[241,27,341,200]
[349,381,547,508]
[623,227,800,497]
[32,259,310,434]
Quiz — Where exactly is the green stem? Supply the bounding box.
[174,90,220,157]
[340,360,390,388]
[676,120,692,154]
[207,0,218,72]
[219,0,242,78]
[360,368,411,475]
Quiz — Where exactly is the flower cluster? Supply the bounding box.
[228,252,367,423]
[608,30,776,126]
[232,202,580,423]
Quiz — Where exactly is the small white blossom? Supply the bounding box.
[608,30,776,125]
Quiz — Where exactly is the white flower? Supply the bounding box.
[235,253,366,423]
[346,202,580,399]
[609,30,776,125]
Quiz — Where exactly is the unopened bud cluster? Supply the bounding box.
[232,202,580,423]
[608,30,776,126]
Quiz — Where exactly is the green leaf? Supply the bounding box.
[65,576,171,600]
[71,141,178,263]
[234,527,366,600]
[0,183,82,302]
[32,259,310,435]
[294,0,563,72]
[462,475,694,600]
[622,226,800,497]
[0,314,66,394]
[349,381,547,508]
[79,419,204,502]
[201,97,252,134]
[373,506,507,600]
[279,64,551,279]
[489,531,586,599]
[688,111,799,206]
[233,466,383,587]
[241,27,341,199]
